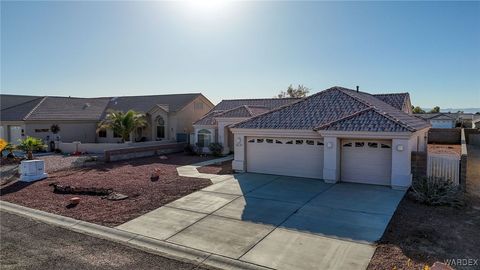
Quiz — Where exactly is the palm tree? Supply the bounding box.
[98,110,147,143]
[16,137,45,160]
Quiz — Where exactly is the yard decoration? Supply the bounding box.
[0,139,7,157]
[151,168,162,181]
[97,109,147,143]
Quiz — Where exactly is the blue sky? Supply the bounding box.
[1,1,479,108]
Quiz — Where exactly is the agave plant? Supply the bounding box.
[97,110,147,143]
[16,136,46,160]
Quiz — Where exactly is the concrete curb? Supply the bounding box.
[0,201,272,270]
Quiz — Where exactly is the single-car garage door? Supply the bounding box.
[341,139,392,185]
[246,137,324,179]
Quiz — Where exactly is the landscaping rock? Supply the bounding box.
[70,197,80,205]
[50,183,112,196]
[159,155,168,160]
[104,192,128,201]
[431,262,454,270]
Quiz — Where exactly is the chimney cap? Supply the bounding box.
[356,86,359,92]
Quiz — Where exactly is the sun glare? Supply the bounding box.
[183,0,230,16]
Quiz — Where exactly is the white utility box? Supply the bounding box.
[19,160,48,182]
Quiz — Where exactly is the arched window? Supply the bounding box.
[156,116,165,139]
[197,129,212,147]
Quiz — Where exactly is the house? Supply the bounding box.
[0,93,213,144]
[416,113,457,128]
[192,98,299,154]
[230,86,431,189]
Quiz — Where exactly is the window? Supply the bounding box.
[197,129,212,147]
[343,142,352,147]
[194,102,204,111]
[256,138,264,143]
[355,142,365,147]
[98,129,107,138]
[317,141,324,146]
[285,140,293,144]
[266,139,273,143]
[275,140,283,144]
[35,128,49,133]
[295,140,304,145]
[156,116,165,139]
[381,143,391,149]
[306,140,314,145]
[368,142,378,148]
[248,139,255,143]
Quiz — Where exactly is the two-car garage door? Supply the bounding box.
[245,136,392,186]
[246,137,324,179]
[340,140,392,185]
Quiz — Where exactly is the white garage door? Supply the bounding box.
[341,140,392,185]
[246,137,324,179]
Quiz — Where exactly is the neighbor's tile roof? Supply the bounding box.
[1,96,45,121]
[1,94,43,111]
[232,86,430,132]
[194,98,299,126]
[25,97,111,121]
[105,93,205,114]
[373,93,409,111]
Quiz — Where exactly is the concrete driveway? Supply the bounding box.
[117,173,405,270]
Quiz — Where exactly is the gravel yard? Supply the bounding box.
[0,153,215,227]
[197,160,233,175]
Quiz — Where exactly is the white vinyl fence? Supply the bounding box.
[427,153,460,185]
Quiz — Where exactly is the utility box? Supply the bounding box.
[19,160,48,182]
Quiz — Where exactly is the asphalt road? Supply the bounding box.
[0,211,214,270]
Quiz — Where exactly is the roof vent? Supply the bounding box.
[83,103,91,109]
[356,86,359,92]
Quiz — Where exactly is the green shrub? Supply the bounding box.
[411,176,463,207]
[208,143,223,157]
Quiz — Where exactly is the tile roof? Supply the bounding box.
[193,98,299,126]
[1,93,207,122]
[232,86,430,133]
[1,94,42,111]
[212,98,299,111]
[1,96,45,121]
[106,93,205,113]
[25,97,111,121]
[373,93,409,111]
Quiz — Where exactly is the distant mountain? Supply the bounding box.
[440,108,480,114]
[421,108,480,114]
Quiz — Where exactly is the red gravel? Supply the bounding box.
[0,153,215,227]
[197,161,233,175]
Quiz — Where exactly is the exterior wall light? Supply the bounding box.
[327,142,333,148]
[396,145,404,151]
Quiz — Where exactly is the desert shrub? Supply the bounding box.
[411,176,464,207]
[208,143,223,157]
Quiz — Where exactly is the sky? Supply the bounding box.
[1,1,479,108]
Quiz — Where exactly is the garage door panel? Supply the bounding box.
[246,137,324,179]
[341,140,391,185]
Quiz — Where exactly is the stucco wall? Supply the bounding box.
[24,121,98,143]
[174,96,214,135]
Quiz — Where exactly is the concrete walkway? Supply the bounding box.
[117,157,405,270]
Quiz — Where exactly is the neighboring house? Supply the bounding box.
[0,93,213,144]
[416,113,457,128]
[230,86,430,190]
[192,98,299,154]
[474,118,480,129]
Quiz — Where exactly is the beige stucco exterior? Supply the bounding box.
[1,95,214,145]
